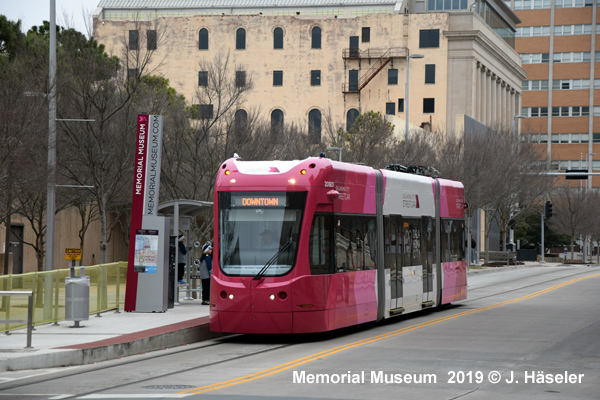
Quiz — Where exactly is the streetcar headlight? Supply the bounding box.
[300,169,306,175]
[288,178,296,184]
[269,294,275,300]
[229,294,234,299]
[225,170,230,175]
[230,178,236,184]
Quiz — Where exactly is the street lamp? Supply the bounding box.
[326,147,342,162]
[585,152,595,190]
[582,152,595,262]
[405,54,425,144]
[511,115,525,141]
[508,115,524,249]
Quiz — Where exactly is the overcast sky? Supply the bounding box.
[2,1,98,34]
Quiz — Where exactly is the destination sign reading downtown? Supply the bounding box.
[233,196,286,207]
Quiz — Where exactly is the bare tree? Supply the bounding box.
[56,26,162,263]
[0,21,47,275]
[435,125,552,262]
[549,187,597,262]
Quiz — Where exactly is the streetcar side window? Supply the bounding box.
[309,215,332,275]
[334,215,376,273]
[401,218,422,267]
[441,219,465,262]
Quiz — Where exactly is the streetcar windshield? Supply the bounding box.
[218,191,306,276]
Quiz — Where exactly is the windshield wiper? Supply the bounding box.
[253,239,293,280]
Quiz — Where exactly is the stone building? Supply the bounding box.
[93,0,525,137]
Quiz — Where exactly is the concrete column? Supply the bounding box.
[486,70,492,125]
[475,63,481,121]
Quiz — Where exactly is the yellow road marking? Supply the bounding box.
[180,272,600,395]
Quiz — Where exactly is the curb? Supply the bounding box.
[467,263,549,275]
[1,316,220,372]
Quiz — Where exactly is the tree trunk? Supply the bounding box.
[99,200,108,264]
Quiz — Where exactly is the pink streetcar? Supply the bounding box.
[210,156,467,334]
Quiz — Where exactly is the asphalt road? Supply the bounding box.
[1,265,599,400]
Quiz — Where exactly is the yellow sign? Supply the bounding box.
[65,248,82,261]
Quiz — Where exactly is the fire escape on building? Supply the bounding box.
[342,47,408,97]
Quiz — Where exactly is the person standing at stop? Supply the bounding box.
[199,244,213,305]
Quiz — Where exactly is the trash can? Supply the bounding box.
[65,266,90,327]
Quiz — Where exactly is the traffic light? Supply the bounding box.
[544,201,553,219]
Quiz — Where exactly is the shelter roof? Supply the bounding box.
[157,199,213,217]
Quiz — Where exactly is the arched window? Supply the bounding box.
[199,28,208,50]
[235,109,248,136]
[346,108,360,132]
[308,109,322,143]
[236,28,246,50]
[274,27,283,49]
[311,27,321,49]
[271,109,284,136]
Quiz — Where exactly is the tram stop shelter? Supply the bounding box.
[157,199,213,305]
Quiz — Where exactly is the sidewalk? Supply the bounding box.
[0,297,216,372]
[467,261,566,275]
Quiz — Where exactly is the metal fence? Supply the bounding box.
[1,262,127,332]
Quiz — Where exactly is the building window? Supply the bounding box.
[349,36,359,57]
[349,70,358,91]
[308,109,322,143]
[312,26,321,49]
[273,70,283,86]
[127,68,138,80]
[425,64,435,84]
[311,70,321,86]
[523,80,549,90]
[521,53,550,64]
[427,0,469,10]
[386,102,395,115]
[398,98,404,113]
[274,27,283,49]
[236,71,246,88]
[201,104,214,119]
[517,26,551,37]
[362,27,370,42]
[346,108,359,131]
[423,98,435,113]
[419,29,439,48]
[193,104,214,120]
[235,109,248,136]
[128,30,138,50]
[388,69,398,85]
[514,0,551,9]
[147,30,157,50]
[199,28,209,50]
[198,71,208,87]
[271,109,284,136]
[522,107,549,117]
[236,28,246,50]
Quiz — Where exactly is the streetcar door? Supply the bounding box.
[385,215,403,311]
[401,218,423,313]
[422,217,436,303]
